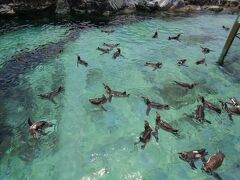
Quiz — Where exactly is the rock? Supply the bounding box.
[10,0,57,15]
[0,4,15,16]
[0,0,239,17]
[55,0,70,14]
[228,0,239,7]
[206,5,224,12]
[174,4,202,12]
[157,0,185,10]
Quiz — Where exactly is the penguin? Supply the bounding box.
[195,105,211,124]
[145,62,162,71]
[155,112,179,136]
[142,97,169,115]
[196,58,207,66]
[177,59,188,67]
[38,86,64,104]
[134,120,153,149]
[103,83,129,102]
[89,94,108,111]
[202,151,225,180]
[201,46,214,54]
[77,55,88,67]
[101,29,115,34]
[222,25,229,31]
[112,48,123,59]
[168,33,182,41]
[28,118,53,139]
[199,96,221,114]
[103,43,120,48]
[152,31,158,38]
[97,47,112,55]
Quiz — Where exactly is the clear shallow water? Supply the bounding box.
[0,14,240,180]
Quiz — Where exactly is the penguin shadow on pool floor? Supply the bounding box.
[155,84,197,109]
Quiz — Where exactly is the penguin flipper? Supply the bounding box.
[211,172,222,180]
[146,105,151,116]
[152,67,158,71]
[28,118,32,126]
[189,160,197,170]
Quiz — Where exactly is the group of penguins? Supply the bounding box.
[26,24,239,180]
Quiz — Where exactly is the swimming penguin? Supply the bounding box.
[38,86,64,104]
[202,151,225,180]
[199,96,221,114]
[144,62,162,71]
[112,48,123,59]
[101,29,115,34]
[168,33,181,41]
[142,96,169,116]
[103,83,130,102]
[155,112,179,136]
[28,118,53,139]
[103,43,120,48]
[89,94,108,111]
[195,105,211,124]
[177,59,188,67]
[97,47,112,55]
[152,31,158,38]
[196,58,207,65]
[173,81,198,90]
[178,148,208,169]
[201,46,214,54]
[77,55,88,67]
[222,25,230,31]
[134,120,153,149]
[220,100,240,120]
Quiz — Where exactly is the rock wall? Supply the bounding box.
[0,0,239,17]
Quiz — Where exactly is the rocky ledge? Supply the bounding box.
[0,0,239,17]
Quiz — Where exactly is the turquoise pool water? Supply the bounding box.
[0,14,239,180]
